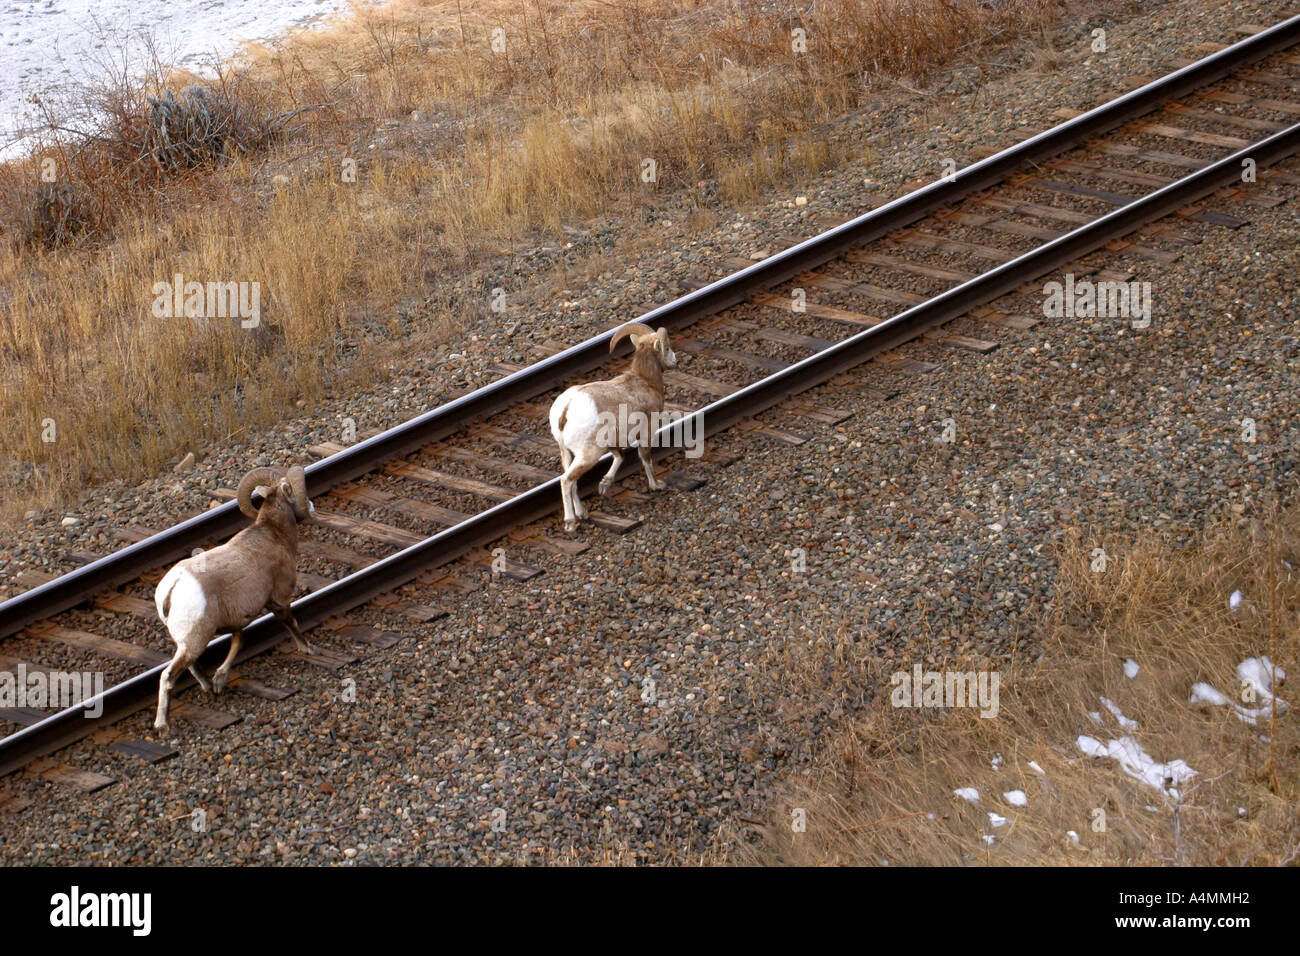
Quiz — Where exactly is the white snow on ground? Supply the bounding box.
[0,0,373,158]
[1238,656,1285,699]
[1076,733,1197,797]
[1189,682,1232,707]
[1077,696,1196,797]
[1028,760,1045,776]
[1229,589,1244,612]
[1076,735,1109,759]
[1099,696,1139,731]
[978,655,1287,847]
[1190,656,1289,726]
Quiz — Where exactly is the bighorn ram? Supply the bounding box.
[548,322,677,532]
[153,465,317,734]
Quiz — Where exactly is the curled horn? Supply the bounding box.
[285,464,310,520]
[236,466,284,518]
[609,321,655,353]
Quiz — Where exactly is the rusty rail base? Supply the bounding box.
[3,117,1297,778]
[2,15,1297,640]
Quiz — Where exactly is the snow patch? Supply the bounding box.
[1076,734,1196,796]
[0,0,369,159]
[1100,696,1139,731]
[1189,656,1289,726]
[1189,682,1231,708]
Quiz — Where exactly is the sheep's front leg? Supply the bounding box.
[638,445,664,491]
[269,602,316,655]
[598,451,624,496]
[211,629,242,693]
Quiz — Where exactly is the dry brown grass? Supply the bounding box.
[0,0,1061,520]
[738,499,1300,866]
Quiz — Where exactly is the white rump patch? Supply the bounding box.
[554,390,601,447]
[158,565,208,635]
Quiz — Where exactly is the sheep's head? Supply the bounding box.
[236,464,315,522]
[610,322,676,369]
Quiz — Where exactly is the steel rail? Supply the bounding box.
[2,15,1297,639]
[4,114,1297,777]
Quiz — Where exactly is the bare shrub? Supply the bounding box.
[28,181,90,246]
[0,0,1063,515]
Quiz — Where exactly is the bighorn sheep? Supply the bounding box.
[153,465,317,734]
[548,322,677,532]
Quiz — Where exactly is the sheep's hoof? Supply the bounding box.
[300,642,319,656]
[564,519,577,533]
[154,719,170,736]
[211,675,227,694]
[598,480,612,496]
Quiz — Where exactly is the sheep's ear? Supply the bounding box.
[253,485,272,505]
[280,478,295,501]
[654,333,668,359]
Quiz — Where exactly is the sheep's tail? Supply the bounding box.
[155,565,179,622]
[549,392,570,445]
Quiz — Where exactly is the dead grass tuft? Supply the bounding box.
[0,0,1061,518]
[740,499,1300,865]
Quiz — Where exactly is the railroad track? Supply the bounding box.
[1,16,1298,802]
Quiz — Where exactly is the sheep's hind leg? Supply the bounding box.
[270,603,316,655]
[156,643,202,734]
[597,451,624,496]
[560,448,601,530]
[211,629,242,693]
[188,663,213,694]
